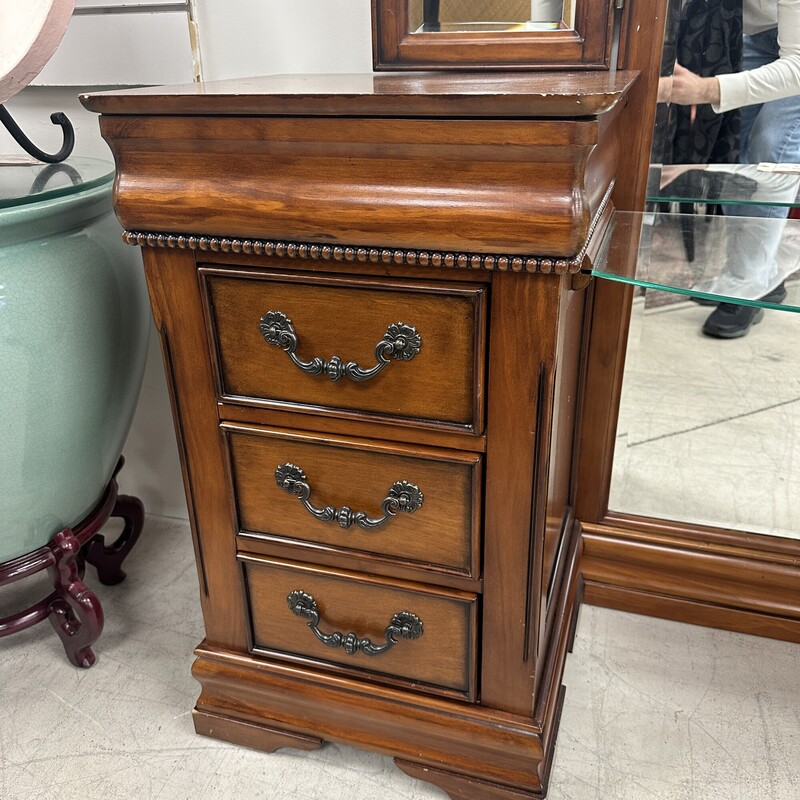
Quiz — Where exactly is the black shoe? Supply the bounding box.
[761,281,787,304]
[702,303,764,338]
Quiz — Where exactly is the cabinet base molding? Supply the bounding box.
[581,518,800,643]
[193,709,323,753]
[395,760,546,800]
[584,582,800,643]
[191,646,560,798]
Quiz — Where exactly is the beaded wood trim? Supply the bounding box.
[123,181,613,276]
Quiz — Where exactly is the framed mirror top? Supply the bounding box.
[372,0,616,70]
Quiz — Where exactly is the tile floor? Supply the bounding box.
[1,515,798,799]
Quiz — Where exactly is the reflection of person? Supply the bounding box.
[665,0,800,337]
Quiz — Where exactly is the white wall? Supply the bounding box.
[2,1,376,522]
[35,11,195,86]
[194,0,373,81]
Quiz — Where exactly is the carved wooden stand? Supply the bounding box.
[0,457,144,667]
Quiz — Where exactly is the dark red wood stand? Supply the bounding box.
[0,458,143,667]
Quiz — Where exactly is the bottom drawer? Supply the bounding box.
[241,556,478,699]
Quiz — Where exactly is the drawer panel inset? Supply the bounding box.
[226,425,482,577]
[201,268,486,431]
[242,556,477,698]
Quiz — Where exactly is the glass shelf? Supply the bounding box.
[647,164,800,208]
[592,211,800,312]
[0,157,114,210]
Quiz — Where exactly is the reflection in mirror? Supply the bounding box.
[609,0,800,538]
[407,0,573,33]
[610,277,800,540]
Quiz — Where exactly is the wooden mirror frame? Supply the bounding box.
[571,0,800,646]
[371,0,615,70]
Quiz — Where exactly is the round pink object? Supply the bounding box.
[0,0,76,105]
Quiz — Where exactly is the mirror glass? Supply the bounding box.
[610,283,800,540]
[608,0,800,538]
[407,0,574,33]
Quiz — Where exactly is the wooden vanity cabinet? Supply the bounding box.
[83,71,637,799]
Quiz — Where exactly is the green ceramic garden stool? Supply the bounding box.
[0,158,150,667]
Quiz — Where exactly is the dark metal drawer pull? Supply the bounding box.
[287,590,424,656]
[259,311,421,382]
[275,463,423,530]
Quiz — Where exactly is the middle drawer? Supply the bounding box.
[224,424,482,577]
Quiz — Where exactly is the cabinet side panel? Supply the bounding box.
[142,247,248,649]
[542,286,585,611]
[480,272,561,714]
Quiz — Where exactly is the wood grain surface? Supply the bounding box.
[480,271,562,714]
[374,0,614,70]
[218,401,486,453]
[193,709,323,754]
[573,0,670,523]
[85,49,661,800]
[226,424,482,575]
[82,70,638,116]
[98,113,623,256]
[242,556,477,696]
[582,518,800,630]
[141,247,248,651]
[203,269,486,429]
[193,644,547,787]
[396,760,546,799]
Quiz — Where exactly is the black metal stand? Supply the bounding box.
[0,104,75,163]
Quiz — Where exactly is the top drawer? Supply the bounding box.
[201,268,487,432]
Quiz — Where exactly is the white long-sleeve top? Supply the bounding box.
[714,0,800,112]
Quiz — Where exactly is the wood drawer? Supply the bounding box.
[225,424,481,577]
[201,268,486,431]
[241,556,478,698]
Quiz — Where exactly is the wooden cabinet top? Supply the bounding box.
[83,71,638,262]
[81,71,638,118]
